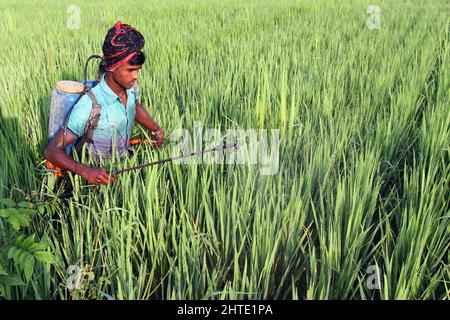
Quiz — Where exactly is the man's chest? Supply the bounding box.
[94,101,136,138]
[118,93,127,109]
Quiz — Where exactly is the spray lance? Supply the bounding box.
[109,141,242,176]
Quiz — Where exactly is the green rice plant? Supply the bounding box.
[0,0,448,300]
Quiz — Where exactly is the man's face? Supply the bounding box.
[111,61,142,89]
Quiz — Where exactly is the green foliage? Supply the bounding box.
[0,198,56,299]
[0,0,448,300]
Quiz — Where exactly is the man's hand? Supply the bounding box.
[80,167,117,185]
[150,127,165,147]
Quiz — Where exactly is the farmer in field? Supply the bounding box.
[44,21,164,186]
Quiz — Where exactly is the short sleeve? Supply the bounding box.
[67,94,92,137]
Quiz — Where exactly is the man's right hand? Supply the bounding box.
[44,128,117,186]
[80,167,117,185]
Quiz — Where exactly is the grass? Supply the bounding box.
[0,0,448,299]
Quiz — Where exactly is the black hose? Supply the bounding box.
[83,54,102,92]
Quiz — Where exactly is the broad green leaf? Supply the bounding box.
[0,199,16,208]
[7,208,23,230]
[8,208,31,227]
[14,234,26,246]
[7,215,21,231]
[34,251,56,264]
[7,246,18,260]
[0,209,9,218]
[7,208,19,215]
[22,235,36,250]
[18,208,35,217]
[8,213,30,229]
[0,274,24,286]
[15,249,28,267]
[28,242,49,253]
[15,213,30,227]
[23,255,35,282]
[17,201,29,208]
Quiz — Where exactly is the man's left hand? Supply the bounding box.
[150,127,165,147]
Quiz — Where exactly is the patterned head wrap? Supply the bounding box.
[101,21,145,72]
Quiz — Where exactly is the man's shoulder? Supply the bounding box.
[69,91,97,121]
[88,85,103,102]
[73,92,93,108]
[73,88,105,111]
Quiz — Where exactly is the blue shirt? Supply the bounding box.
[67,73,138,160]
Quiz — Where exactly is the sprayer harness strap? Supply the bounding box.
[74,90,102,154]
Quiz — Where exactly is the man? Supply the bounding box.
[44,21,164,186]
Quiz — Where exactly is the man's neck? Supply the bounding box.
[105,72,126,96]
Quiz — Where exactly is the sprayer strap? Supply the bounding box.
[74,90,102,154]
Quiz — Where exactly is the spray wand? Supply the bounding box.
[111,142,241,175]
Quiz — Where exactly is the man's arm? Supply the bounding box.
[44,128,116,185]
[135,102,160,131]
[135,102,164,147]
[44,129,86,175]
